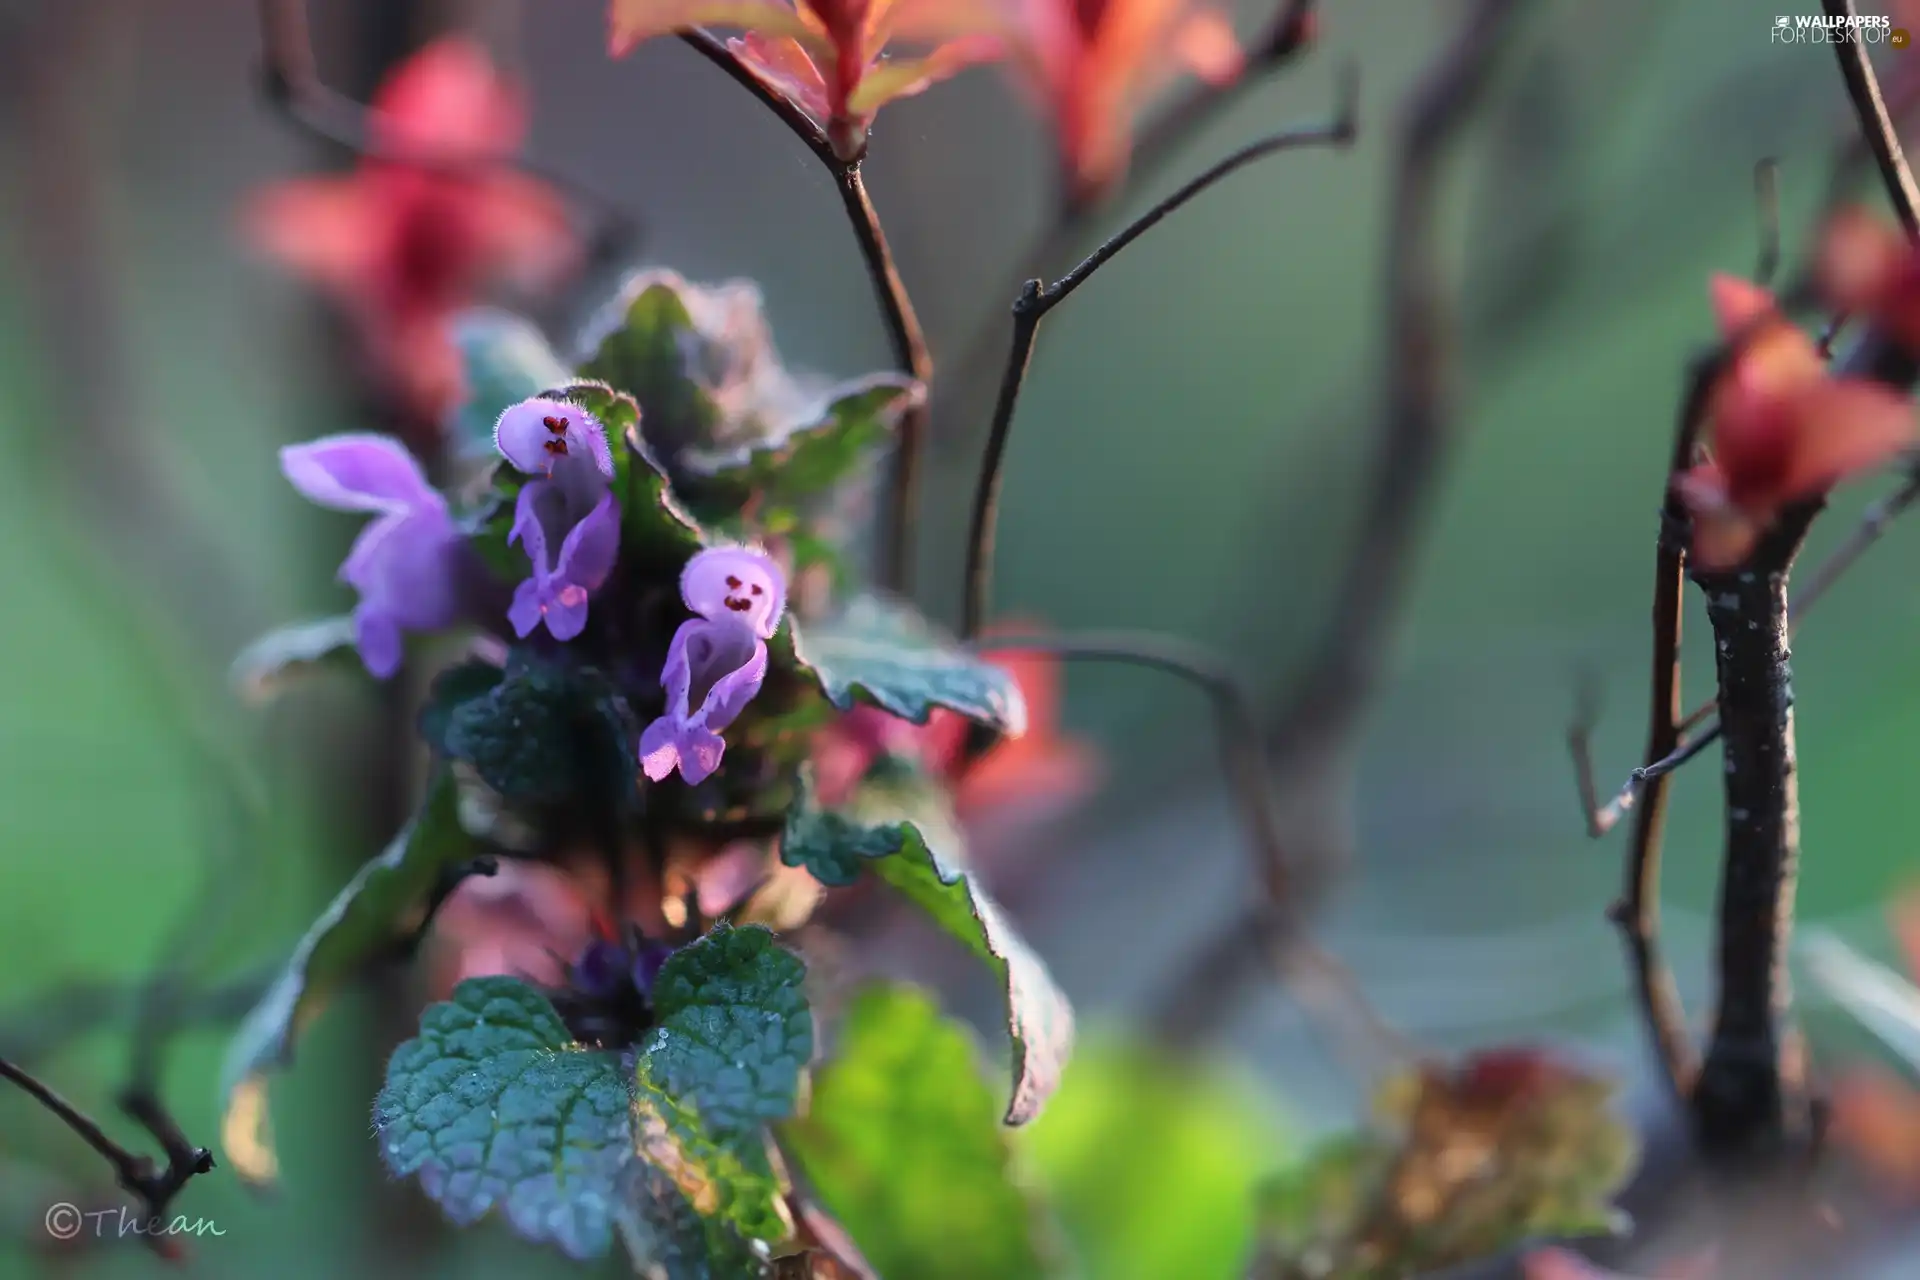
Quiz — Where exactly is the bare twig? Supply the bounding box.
[0,1056,214,1246]
[961,76,1360,638]
[1754,158,1782,286]
[975,634,1407,1065]
[676,30,931,594]
[1822,0,1920,237]
[1146,0,1533,1046]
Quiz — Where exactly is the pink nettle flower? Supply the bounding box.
[640,546,789,786]
[280,434,467,679]
[245,39,575,423]
[1675,274,1915,570]
[494,397,621,641]
[1007,0,1243,203]
[608,0,1016,159]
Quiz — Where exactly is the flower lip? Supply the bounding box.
[493,395,615,479]
[680,545,786,638]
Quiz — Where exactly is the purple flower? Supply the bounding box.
[494,397,620,641]
[280,433,464,679]
[639,547,787,786]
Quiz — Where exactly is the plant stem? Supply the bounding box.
[961,87,1359,637]
[1823,0,1920,236]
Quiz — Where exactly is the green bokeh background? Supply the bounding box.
[4,0,1919,1275]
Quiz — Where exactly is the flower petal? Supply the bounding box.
[1172,10,1242,83]
[507,478,554,579]
[281,433,439,514]
[680,545,787,637]
[1675,464,1763,570]
[244,176,388,299]
[608,0,823,54]
[552,490,622,599]
[495,397,614,479]
[470,172,578,292]
[1708,271,1778,340]
[843,36,1008,114]
[342,509,464,630]
[368,36,527,161]
[1779,378,1916,498]
[1817,207,1908,316]
[353,601,405,679]
[730,33,836,122]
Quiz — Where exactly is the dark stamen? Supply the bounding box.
[544,439,569,455]
[726,598,751,612]
[542,415,569,435]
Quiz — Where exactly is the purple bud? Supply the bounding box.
[569,937,632,1002]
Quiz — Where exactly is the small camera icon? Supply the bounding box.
[1774,14,1790,26]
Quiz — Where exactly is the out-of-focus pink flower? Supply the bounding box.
[425,860,598,997]
[1523,1247,1717,1280]
[245,39,574,423]
[1825,892,1920,1196]
[609,0,1015,160]
[1675,273,1913,569]
[1004,0,1243,203]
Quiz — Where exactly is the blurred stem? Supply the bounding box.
[961,83,1359,638]
[1823,0,1920,236]
[676,31,930,594]
[1148,0,1533,1047]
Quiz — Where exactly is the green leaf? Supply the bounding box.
[374,977,634,1261]
[1022,1033,1291,1280]
[780,767,1072,1126]
[219,771,473,1183]
[782,984,1051,1280]
[579,274,722,463]
[418,658,506,757]
[228,616,361,704]
[680,374,915,528]
[637,923,813,1244]
[441,649,639,816]
[791,595,1027,735]
[447,308,571,465]
[617,1158,766,1280]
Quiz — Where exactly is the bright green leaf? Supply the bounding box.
[791,596,1027,735]
[1023,1032,1291,1280]
[374,977,633,1261]
[219,771,473,1183]
[782,984,1051,1280]
[780,767,1071,1126]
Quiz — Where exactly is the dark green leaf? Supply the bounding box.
[616,1158,766,1280]
[637,923,813,1244]
[418,659,506,756]
[447,308,570,465]
[1022,1034,1291,1280]
[228,616,361,704]
[579,275,722,464]
[374,977,634,1261]
[220,771,473,1183]
[780,768,1071,1126]
[791,596,1027,735]
[782,984,1051,1280]
[442,649,639,815]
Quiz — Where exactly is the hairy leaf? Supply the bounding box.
[579,275,722,461]
[782,984,1051,1280]
[441,649,639,816]
[228,615,361,704]
[219,771,472,1183]
[791,596,1027,735]
[781,768,1071,1125]
[1022,1033,1288,1280]
[418,658,506,757]
[374,977,634,1261]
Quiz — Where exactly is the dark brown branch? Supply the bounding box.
[1688,508,1818,1166]
[0,1056,214,1243]
[1146,0,1532,1046]
[675,31,930,594]
[1823,0,1920,237]
[961,82,1360,637]
[256,0,640,255]
[1754,158,1782,286]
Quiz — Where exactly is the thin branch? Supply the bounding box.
[1754,158,1782,286]
[974,634,1407,1065]
[0,1056,214,1237]
[1823,0,1920,237]
[1145,0,1532,1047]
[961,79,1360,637]
[256,0,640,254]
[677,30,930,594]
